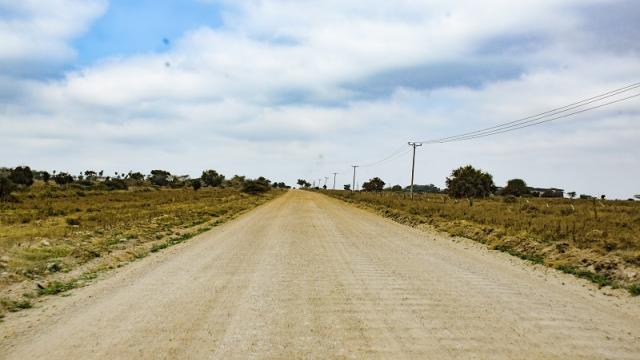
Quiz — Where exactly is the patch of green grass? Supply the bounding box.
[628,283,640,296]
[556,265,612,287]
[0,298,33,312]
[37,280,77,295]
[150,242,169,252]
[493,244,544,265]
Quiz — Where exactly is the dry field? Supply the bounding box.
[0,183,280,316]
[323,190,640,295]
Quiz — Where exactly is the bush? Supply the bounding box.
[224,175,246,189]
[104,178,128,190]
[128,172,145,181]
[0,177,17,201]
[192,179,202,191]
[9,166,34,187]
[54,172,74,185]
[242,177,271,194]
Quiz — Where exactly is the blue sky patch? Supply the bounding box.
[73,0,224,65]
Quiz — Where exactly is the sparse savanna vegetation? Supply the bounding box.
[318,164,640,295]
[0,166,286,317]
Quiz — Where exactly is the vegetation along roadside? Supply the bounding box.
[0,166,287,318]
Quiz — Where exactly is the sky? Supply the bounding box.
[1,0,639,198]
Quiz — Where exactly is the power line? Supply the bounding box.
[420,92,640,144]
[417,82,640,144]
[358,143,408,167]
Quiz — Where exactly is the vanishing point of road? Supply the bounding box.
[1,191,639,359]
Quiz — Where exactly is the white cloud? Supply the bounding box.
[0,0,107,75]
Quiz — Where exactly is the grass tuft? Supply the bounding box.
[37,280,77,295]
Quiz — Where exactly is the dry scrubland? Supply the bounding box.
[0,183,279,317]
[324,190,640,295]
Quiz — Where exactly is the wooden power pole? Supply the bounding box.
[408,142,422,199]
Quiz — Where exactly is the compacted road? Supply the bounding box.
[1,190,639,359]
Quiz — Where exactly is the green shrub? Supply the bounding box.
[37,280,77,295]
[104,178,128,190]
[0,177,17,201]
[201,170,225,187]
[54,172,74,185]
[242,177,271,194]
[9,166,34,187]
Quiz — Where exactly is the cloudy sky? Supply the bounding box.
[1,0,639,197]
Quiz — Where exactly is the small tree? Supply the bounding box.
[601,194,606,200]
[128,172,145,181]
[201,170,225,187]
[445,165,495,198]
[502,178,529,197]
[9,166,34,187]
[0,177,17,201]
[297,179,311,188]
[362,177,385,192]
[42,171,51,184]
[390,185,402,192]
[568,191,576,199]
[192,179,202,191]
[148,170,171,186]
[343,184,351,191]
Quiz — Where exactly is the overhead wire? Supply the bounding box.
[419,91,640,144]
[417,82,640,144]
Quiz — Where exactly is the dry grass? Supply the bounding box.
[324,190,640,295]
[0,183,280,315]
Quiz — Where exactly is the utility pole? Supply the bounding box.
[332,172,338,190]
[351,165,358,191]
[408,142,423,199]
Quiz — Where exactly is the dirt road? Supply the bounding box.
[1,190,639,359]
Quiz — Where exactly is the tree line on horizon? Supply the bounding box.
[300,165,635,201]
[0,166,290,201]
